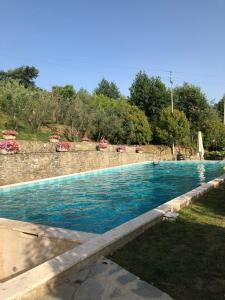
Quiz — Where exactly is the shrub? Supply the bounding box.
[204,151,225,160]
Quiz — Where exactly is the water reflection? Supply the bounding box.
[197,164,206,184]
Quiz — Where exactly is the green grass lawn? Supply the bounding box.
[110,183,225,300]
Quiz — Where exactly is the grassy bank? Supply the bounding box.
[110,183,225,300]
[0,112,70,141]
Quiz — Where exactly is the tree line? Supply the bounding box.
[0,66,224,149]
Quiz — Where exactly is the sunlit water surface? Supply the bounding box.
[0,161,223,233]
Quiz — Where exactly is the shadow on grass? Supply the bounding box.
[110,184,225,300]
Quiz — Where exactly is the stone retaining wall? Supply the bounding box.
[0,142,197,186]
[0,151,170,186]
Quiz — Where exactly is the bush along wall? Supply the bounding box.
[204,151,225,160]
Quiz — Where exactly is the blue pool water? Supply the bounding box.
[0,161,224,233]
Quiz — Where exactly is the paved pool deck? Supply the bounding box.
[42,258,173,300]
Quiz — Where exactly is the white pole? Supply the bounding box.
[170,71,175,157]
[224,97,225,125]
[170,71,174,114]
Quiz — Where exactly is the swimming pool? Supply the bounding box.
[0,161,223,233]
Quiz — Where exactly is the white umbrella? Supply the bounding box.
[197,131,204,160]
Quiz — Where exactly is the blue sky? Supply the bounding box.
[0,0,225,102]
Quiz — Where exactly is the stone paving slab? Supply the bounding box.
[42,258,173,300]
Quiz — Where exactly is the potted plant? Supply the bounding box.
[49,135,60,143]
[136,146,144,153]
[96,138,108,151]
[0,140,21,154]
[81,135,91,142]
[2,130,18,140]
[116,145,126,153]
[56,141,71,152]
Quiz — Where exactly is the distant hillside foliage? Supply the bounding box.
[0,65,224,149]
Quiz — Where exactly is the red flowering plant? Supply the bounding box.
[96,138,108,151]
[2,130,18,136]
[56,141,71,152]
[2,130,18,140]
[0,140,21,153]
[116,145,126,152]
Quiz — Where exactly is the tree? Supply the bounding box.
[201,108,225,149]
[89,94,152,144]
[0,66,39,88]
[129,71,170,122]
[24,91,54,132]
[156,107,190,150]
[124,104,152,144]
[52,85,76,122]
[0,80,28,128]
[214,95,225,121]
[94,78,120,99]
[0,80,54,131]
[65,89,96,139]
[174,83,209,130]
[92,97,124,142]
[52,85,76,100]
